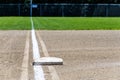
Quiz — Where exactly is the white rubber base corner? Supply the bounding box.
[33,57,63,65]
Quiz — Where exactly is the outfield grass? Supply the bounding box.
[0,17,31,30]
[0,17,120,30]
[33,17,120,30]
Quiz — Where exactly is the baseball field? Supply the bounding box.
[1,17,120,30]
[0,17,120,80]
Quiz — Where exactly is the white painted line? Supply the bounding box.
[36,32,49,57]
[36,32,60,80]
[20,31,30,80]
[31,17,45,80]
[33,66,45,80]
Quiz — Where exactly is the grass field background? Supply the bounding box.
[0,17,120,30]
[0,17,31,30]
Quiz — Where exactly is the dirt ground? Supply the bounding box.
[0,31,27,80]
[39,30,120,80]
[1,30,120,80]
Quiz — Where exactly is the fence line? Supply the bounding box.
[0,4,120,16]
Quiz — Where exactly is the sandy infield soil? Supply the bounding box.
[1,30,120,80]
[0,31,34,80]
[38,30,120,80]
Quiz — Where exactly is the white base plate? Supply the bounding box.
[33,57,63,65]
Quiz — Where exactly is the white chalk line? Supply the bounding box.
[20,31,30,80]
[36,31,60,80]
[31,17,45,80]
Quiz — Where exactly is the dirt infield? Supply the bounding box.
[1,30,120,80]
[38,30,120,80]
[0,31,27,80]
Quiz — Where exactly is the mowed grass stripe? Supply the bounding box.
[33,17,120,30]
[0,17,120,30]
[0,17,31,30]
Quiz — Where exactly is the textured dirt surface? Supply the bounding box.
[0,31,35,80]
[38,30,120,80]
[1,30,120,80]
[0,31,27,80]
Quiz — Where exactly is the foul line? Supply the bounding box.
[20,31,30,80]
[36,31,60,80]
[31,17,45,80]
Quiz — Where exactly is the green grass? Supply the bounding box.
[33,17,120,30]
[0,17,31,30]
[0,17,120,30]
